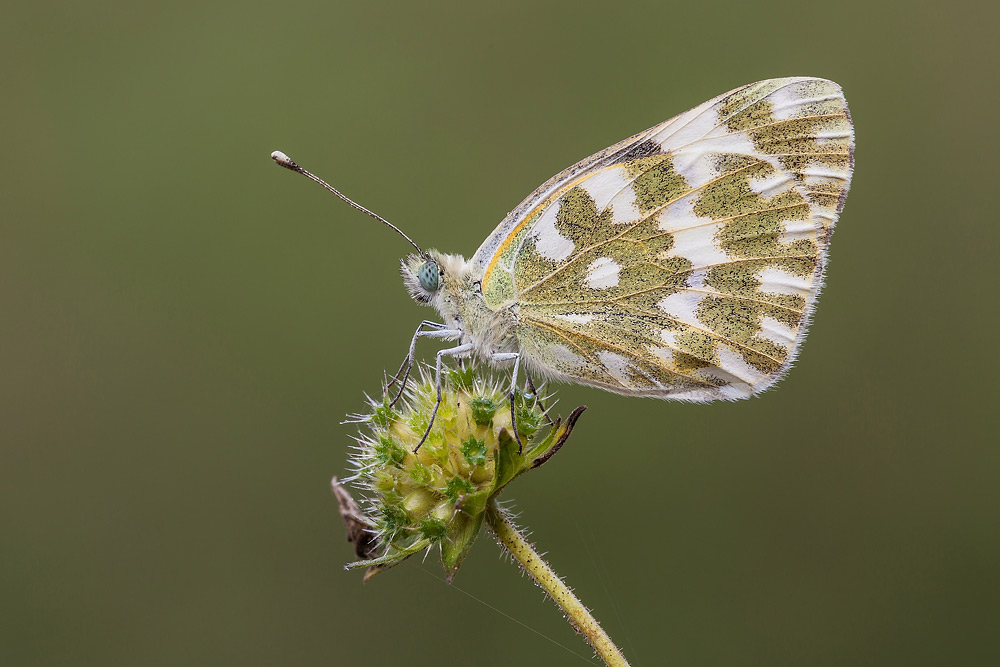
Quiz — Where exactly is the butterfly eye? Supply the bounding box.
[417,260,440,291]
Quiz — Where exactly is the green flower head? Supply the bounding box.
[341,365,583,582]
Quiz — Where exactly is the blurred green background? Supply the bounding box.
[2,1,997,665]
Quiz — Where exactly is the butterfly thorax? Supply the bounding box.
[402,250,518,362]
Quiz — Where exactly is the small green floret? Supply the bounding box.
[444,477,475,502]
[461,436,488,466]
[515,399,542,440]
[469,396,500,426]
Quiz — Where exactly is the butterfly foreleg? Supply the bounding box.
[388,321,461,408]
[413,342,475,452]
[489,352,524,453]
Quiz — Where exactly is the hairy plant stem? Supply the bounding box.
[485,499,630,667]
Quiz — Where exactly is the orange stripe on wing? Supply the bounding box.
[481,171,605,288]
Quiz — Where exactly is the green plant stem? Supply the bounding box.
[485,499,630,667]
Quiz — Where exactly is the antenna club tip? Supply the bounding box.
[270,150,299,170]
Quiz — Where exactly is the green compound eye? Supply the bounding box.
[417,260,440,291]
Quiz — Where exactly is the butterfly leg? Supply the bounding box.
[387,320,451,389]
[414,342,475,452]
[388,321,461,407]
[524,370,554,425]
[489,352,523,453]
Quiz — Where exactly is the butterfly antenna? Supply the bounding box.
[270,150,424,256]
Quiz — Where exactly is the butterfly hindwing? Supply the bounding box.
[474,77,853,401]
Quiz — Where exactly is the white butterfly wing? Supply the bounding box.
[473,78,853,400]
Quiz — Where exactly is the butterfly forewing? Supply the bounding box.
[476,77,853,400]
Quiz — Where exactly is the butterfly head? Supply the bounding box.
[401,250,470,312]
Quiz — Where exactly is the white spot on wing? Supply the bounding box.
[814,129,852,146]
[670,134,757,188]
[685,268,709,289]
[608,185,640,224]
[651,102,719,151]
[801,167,849,180]
[584,257,621,289]
[777,218,817,244]
[657,291,702,324]
[597,350,634,386]
[555,313,594,325]
[757,266,811,296]
[658,192,698,232]
[767,84,808,121]
[579,166,641,224]
[531,205,574,261]
[715,346,765,385]
[759,316,796,347]
[669,223,728,268]
[649,345,674,364]
[697,364,754,398]
[748,171,793,196]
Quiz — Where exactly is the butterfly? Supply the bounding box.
[273,77,854,449]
